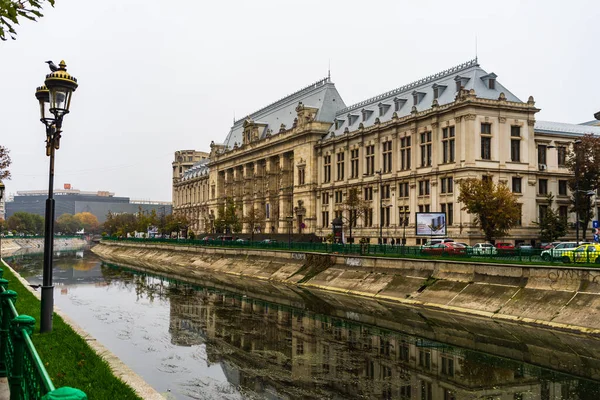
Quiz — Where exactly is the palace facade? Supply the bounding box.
[173,59,600,244]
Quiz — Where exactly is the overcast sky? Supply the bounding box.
[0,0,597,202]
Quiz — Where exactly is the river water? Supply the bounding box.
[6,250,600,400]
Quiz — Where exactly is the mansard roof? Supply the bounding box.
[223,77,346,149]
[327,59,522,138]
[534,120,600,137]
[181,158,210,181]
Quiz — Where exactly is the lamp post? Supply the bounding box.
[0,181,4,260]
[36,60,78,333]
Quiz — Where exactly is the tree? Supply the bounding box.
[565,134,600,240]
[0,145,11,180]
[7,211,44,235]
[56,213,82,234]
[164,214,189,238]
[74,212,100,234]
[0,0,55,41]
[242,206,265,242]
[215,197,240,234]
[341,187,368,243]
[534,194,567,242]
[457,178,521,243]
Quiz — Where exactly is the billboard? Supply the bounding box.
[415,212,447,236]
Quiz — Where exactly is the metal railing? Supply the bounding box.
[0,260,87,400]
[102,237,600,266]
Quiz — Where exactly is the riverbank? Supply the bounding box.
[93,241,600,334]
[0,258,164,400]
[0,237,88,257]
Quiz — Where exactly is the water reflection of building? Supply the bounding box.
[166,286,588,399]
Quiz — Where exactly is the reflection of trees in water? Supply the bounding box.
[100,264,174,303]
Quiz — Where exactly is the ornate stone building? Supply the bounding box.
[173,59,600,244]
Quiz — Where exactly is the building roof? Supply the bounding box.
[326,59,522,138]
[580,119,600,126]
[222,77,346,149]
[534,120,600,136]
[181,157,210,181]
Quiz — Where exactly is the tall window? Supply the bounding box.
[298,168,305,185]
[364,208,373,227]
[420,131,432,167]
[418,204,431,213]
[441,203,454,225]
[512,177,522,193]
[441,356,455,377]
[418,180,430,196]
[440,177,453,194]
[539,204,548,222]
[511,126,521,162]
[381,184,391,200]
[419,350,431,370]
[334,190,343,204]
[559,205,568,222]
[365,145,375,175]
[559,180,568,196]
[558,146,567,167]
[399,182,409,198]
[382,140,392,173]
[364,186,373,201]
[481,123,492,160]
[539,179,548,195]
[442,126,455,163]
[538,145,547,165]
[382,206,391,227]
[321,211,329,228]
[398,206,409,226]
[321,192,329,205]
[336,152,345,181]
[350,148,359,178]
[400,137,411,170]
[323,155,331,183]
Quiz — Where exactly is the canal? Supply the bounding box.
[7,250,600,399]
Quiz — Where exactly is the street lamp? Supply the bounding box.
[574,140,582,243]
[0,181,4,260]
[36,60,78,333]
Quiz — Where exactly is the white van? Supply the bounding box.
[425,238,455,246]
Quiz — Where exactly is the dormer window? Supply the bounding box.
[378,103,391,117]
[480,73,498,90]
[394,98,407,112]
[412,91,426,106]
[361,109,374,122]
[454,75,470,92]
[347,114,359,126]
[432,84,447,100]
[334,118,344,130]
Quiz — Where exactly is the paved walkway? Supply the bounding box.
[0,377,8,399]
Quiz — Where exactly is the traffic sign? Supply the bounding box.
[595,234,599,243]
[593,220,599,229]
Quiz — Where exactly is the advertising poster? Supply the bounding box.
[415,212,447,236]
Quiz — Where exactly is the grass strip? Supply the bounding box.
[0,260,142,400]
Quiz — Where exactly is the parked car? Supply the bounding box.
[421,242,467,256]
[496,242,516,255]
[540,242,580,261]
[217,235,234,241]
[472,243,497,255]
[235,238,248,243]
[424,238,455,246]
[561,244,600,264]
[261,239,278,244]
[515,244,534,254]
[200,236,213,242]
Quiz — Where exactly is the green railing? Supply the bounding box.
[103,236,600,266]
[0,261,87,400]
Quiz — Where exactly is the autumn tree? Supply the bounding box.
[457,178,521,243]
[74,212,100,234]
[0,0,55,41]
[56,213,82,234]
[534,194,567,242]
[565,135,600,240]
[0,145,11,180]
[215,197,240,234]
[341,187,368,243]
[242,206,265,241]
[165,213,190,238]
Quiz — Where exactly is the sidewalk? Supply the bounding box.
[0,377,8,399]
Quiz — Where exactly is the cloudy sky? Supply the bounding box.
[0,0,597,201]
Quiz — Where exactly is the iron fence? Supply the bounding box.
[0,260,87,400]
[102,237,600,266]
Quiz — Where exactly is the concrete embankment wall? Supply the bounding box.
[1,237,88,257]
[92,241,600,334]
